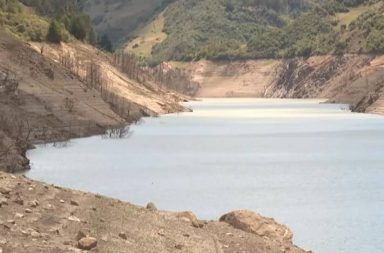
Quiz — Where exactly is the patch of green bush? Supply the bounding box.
[46,19,68,43]
[148,0,381,62]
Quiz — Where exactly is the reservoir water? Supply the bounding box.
[26,98,384,253]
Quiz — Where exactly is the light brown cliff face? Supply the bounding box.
[170,55,384,115]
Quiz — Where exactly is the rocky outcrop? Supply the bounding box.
[220,210,293,244]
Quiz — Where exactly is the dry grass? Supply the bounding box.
[124,12,167,59]
[335,5,370,30]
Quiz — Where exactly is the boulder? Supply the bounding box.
[77,236,97,250]
[176,211,200,228]
[0,197,7,206]
[29,200,39,208]
[76,231,86,241]
[68,216,81,222]
[15,213,24,218]
[13,197,23,206]
[31,231,41,238]
[7,220,15,225]
[219,210,293,244]
[146,202,157,211]
[118,232,127,240]
[70,200,79,206]
[0,187,10,195]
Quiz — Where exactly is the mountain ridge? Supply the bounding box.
[110,0,382,63]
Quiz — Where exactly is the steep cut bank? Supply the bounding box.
[0,31,186,173]
[0,171,310,253]
[170,54,384,114]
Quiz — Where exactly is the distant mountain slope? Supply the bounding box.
[109,0,381,63]
[82,0,175,46]
[151,0,381,62]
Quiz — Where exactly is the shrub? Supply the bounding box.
[70,16,88,41]
[46,20,65,43]
[98,34,113,52]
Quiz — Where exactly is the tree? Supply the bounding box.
[70,16,87,41]
[88,28,97,45]
[98,34,113,52]
[46,20,64,43]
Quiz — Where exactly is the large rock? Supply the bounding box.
[78,236,98,250]
[0,187,10,195]
[0,196,7,206]
[146,202,157,211]
[176,211,200,228]
[220,210,293,244]
[161,211,201,228]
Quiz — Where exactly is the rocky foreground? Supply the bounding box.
[0,172,311,253]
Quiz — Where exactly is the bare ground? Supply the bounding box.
[0,171,310,253]
[0,31,186,172]
[171,55,384,115]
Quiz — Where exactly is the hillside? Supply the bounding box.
[82,0,175,47]
[170,54,384,114]
[0,1,187,173]
[111,0,383,63]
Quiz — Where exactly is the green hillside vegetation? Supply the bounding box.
[125,0,381,64]
[124,12,167,59]
[0,0,48,41]
[82,0,176,47]
[348,5,384,53]
[0,0,96,44]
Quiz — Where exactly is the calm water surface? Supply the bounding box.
[27,98,384,253]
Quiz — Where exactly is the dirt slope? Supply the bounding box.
[0,171,310,253]
[169,60,279,97]
[29,41,186,116]
[0,32,185,172]
[172,55,384,114]
[0,32,122,172]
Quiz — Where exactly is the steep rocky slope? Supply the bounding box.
[0,171,310,253]
[266,55,384,113]
[0,31,186,173]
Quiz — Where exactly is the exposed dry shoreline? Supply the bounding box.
[0,172,311,253]
[0,32,187,173]
[170,54,384,115]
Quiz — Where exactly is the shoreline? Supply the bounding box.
[0,171,311,253]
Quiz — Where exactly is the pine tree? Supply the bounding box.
[46,20,63,43]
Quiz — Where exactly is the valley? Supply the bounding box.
[1,0,384,253]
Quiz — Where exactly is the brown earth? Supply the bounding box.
[171,55,384,114]
[169,60,279,98]
[0,31,186,172]
[0,171,311,253]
